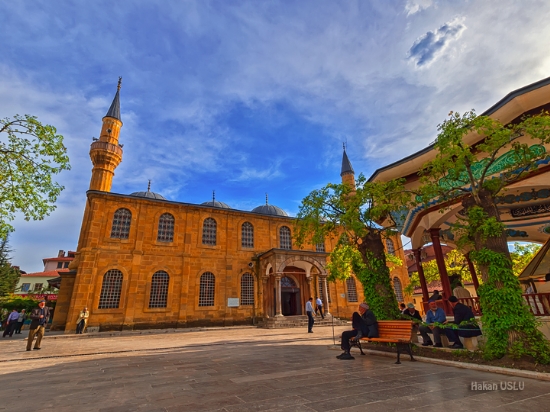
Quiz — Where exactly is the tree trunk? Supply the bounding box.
[355,230,400,320]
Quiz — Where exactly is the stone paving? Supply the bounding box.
[0,325,549,411]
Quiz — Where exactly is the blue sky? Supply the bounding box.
[2,0,550,272]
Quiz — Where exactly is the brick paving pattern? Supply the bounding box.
[0,326,549,411]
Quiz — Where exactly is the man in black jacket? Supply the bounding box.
[337,303,378,360]
[26,300,51,351]
[445,296,481,349]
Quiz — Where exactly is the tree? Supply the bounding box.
[0,236,20,297]
[404,249,475,295]
[0,115,70,239]
[510,242,541,276]
[418,110,550,361]
[295,174,408,320]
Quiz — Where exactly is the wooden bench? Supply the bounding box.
[350,320,415,364]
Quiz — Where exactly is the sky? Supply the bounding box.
[2,0,550,272]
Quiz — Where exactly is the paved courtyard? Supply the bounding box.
[0,325,549,411]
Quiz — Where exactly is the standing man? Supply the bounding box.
[26,300,51,351]
[3,309,19,337]
[452,282,471,299]
[315,296,324,319]
[14,309,26,334]
[306,297,315,333]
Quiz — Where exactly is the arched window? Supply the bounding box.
[346,277,358,302]
[241,273,254,306]
[98,269,123,309]
[202,218,217,246]
[199,272,215,306]
[157,213,175,242]
[279,226,292,250]
[386,238,395,255]
[110,208,132,239]
[315,243,325,252]
[149,271,169,308]
[393,277,404,302]
[242,222,254,248]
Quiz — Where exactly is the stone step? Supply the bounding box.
[260,315,345,329]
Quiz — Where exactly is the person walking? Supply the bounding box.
[306,297,315,333]
[315,296,324,319]
[3,309,19,337]
[14,309,26,334]
[76,307,89,334]
[26,300,51,351]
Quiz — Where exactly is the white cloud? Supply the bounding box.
[405,0,434,16]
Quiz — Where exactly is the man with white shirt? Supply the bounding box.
[315,296,324,319]
[306,297,314,333]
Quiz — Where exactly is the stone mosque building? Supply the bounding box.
[52,83,410,332]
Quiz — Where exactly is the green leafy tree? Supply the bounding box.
[404,249,475,295]
[295,174,408,320]
[418,110,550,361]
[510,242,541,276]
[0,115,70,240]
[0,236,20,297]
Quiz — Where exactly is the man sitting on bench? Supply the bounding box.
[337,303,378,360]
[445,296,482,349]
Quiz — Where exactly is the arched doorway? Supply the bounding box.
[281,276,301,316]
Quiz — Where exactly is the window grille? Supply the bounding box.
[157,213,175,242]
[386,238,395,255]
[279,226,292,249]
[57,262,63,269]
[111,208,132,239]
[34,283,43,291]
[315,243,325,252]
[241,222,254,248]
[202,218,217,246]
[21,283,30,292]
[199,272,215,306]
[393,277,404,302]
[149,271,169,308]
[281,276,297,288]
[346,277,358,302]
[98,269,123,309]
[241,273,254,306]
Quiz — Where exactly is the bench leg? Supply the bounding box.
[395,344,401,364]
[349,339,366,355]
[406,343,416,362]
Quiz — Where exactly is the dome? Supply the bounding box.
[130,191,166,200]
[251,204,288,217]
[201,200,232,209]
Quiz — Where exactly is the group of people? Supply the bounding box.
[2,309,27,337]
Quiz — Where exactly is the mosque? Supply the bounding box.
[51,82,410,332]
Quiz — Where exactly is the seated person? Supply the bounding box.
[419,301,446,347]
[445,296,481,349]
[337,302,378,360]
[402,303,422,321]
[399,303,406,313]
[428,290,442,302]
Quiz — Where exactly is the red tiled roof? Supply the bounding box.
[21,269,69,278]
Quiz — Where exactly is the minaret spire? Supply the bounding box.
[89,78,124,192]
[265,193,268,205]
[340,144,356,191]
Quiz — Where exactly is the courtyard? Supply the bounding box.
[0,326,549,411]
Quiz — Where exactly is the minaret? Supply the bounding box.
[340,144,356,191]
[89,78,124,192]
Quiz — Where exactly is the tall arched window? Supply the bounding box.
[110,208,132,239]
[241,273,254,306]
[346,277,358,302]
[242,222,254,248]
[202,218,217,246]
[149,271,169,308]
[393,277,404,302]
[315,243,325,252]
[157,213,175,242]
[98,269,123,309]
[199,272,215,306]
[279,226,292,249]
[386,238,395,255]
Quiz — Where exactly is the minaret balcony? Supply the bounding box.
[90,141,123,157]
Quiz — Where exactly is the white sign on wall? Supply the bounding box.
[227,298,240,307]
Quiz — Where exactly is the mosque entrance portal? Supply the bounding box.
[277,276,302,316]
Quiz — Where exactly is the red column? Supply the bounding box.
[429,228,452,300]
[465,253,480,292]
[413,248,429,302]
